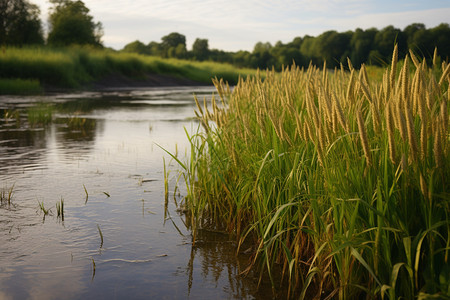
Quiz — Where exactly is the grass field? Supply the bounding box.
[0,46,257,94]
[173,46,449,299]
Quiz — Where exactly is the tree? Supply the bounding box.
[47,0,103,46]
[192,38,209,61]
[160,32,186,58]
[350,28,377,68]
[404,23,426,46]
[430,23,450,60]
[148,41,162,56]
[373,26,406,64]
[0,0,44,45]
[122,40,149,55]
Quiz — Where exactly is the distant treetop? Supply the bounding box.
[47,0,103,47]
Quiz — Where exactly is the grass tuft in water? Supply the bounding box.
[83,184,89,204]
[97,224,103,248]
[27,103,53,127]
[0,184,15,206]
[38,201,51,216]
[56,197,64,221]
[91,257,96,281]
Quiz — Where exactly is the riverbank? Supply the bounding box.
[0,46,256,95]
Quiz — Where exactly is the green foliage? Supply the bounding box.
[161,32,186,58]
[192,38,209,61]
[0,0,44,45]
[47,0,103,47]
[122,40,150,55]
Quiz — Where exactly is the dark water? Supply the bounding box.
[0,87,282,300]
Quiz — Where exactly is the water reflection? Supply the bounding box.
[0,87,281,299]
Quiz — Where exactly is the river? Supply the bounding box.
[0,87,280,300]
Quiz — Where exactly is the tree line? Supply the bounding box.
[124,23,450,69]
[1,0,449,70]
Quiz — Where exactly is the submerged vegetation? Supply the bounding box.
[174,46,449,298]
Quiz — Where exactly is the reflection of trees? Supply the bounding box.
[53,117,101,160]
[0,125,47,171]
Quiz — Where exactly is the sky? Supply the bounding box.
[32,0,450,52]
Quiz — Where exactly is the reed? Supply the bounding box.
[172,47,449,299]
[38,201,50,216]
[56,197,64,220]
[83,184,89,204]
[97,224,103,248]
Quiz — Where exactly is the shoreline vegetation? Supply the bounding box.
[171,46,449,299]
[0,46,258,95]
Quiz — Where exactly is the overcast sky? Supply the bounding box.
[32,0,450,52]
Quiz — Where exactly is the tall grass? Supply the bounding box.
[175,46,449,298]
[0,46,257,93]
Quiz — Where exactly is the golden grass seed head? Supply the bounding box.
[440,100,448,142]
[433,47,438,67]
[438,62,450,87]
[357,108,372,166]
[305,118,314,143]
[383,69,391,102]
[386,104,397,164]
[420,122,427,161]
[360,81,373,103]
[409,49,420,69]
[371,102,381,135]
[405,106,419,162]
[332,93,349,132]
[346,69,355,103]
[194,95,204,116]
[390,44,398,88]
[433,122,444,169]
[425,93,433,111]
[401,54,410,105]
[347,57,354,72]
[395,98,408,142]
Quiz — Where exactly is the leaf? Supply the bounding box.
[350,247,382,286]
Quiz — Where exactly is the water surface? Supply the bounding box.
[0,87,281,300]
